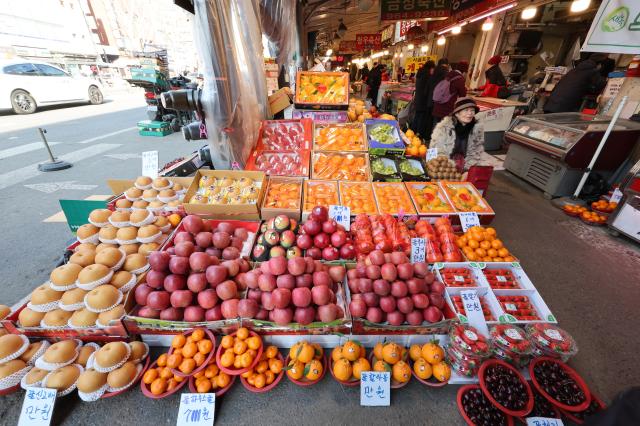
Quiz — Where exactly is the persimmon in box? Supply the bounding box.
[303,180,339,215]
[245,150,310,178]
[261,177,303,221]
[313,123,366,151]
[405,182,455,214]
[372,182,416,215]
[441,181,493,214]
[456,225,516,263]
[311,152,370,181]
[338,181,378,215]
[295,71,349,109]
[256,119,313,151]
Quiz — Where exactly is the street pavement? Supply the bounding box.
[1,94,640,425]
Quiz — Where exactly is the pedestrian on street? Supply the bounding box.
[367,62,383,107]
[412,60,436,140]
[429,97,485,179]
[432,61,468,123]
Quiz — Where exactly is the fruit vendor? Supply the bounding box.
[429,97,485,178]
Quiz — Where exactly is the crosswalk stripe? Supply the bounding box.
[76,127,136,144]
[0,143,121,191]
[0,142,60,160]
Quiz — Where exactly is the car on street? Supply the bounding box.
[0,59,104,114]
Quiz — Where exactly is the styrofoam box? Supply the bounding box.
[478,262,535,291]
[444,286,503,324]
[492,289,557,324]
[432,262,490,289]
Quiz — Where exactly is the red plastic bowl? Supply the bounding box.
[529,357,592,412]
[479,359,534,417]
[329,358,360,387]
[103,356,150,398]
[368,353,410,389]
[240,352,285,393]
[559,393,606,424]
[215,331,263,376]
[580,216,606,226]
[517,381,562,423]
[410,359,448,388]
[457,384,514,426]
[140,360,187,399]
[188,372,237,397]
[284,354,327,387]
[168,328,217,378]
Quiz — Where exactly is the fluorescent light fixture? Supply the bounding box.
[326,48,333,56]
[399,53,403,57]
[521,6,537,20]
[437,36,446,46]
[570,0,590,13]
[421,45,428,52]
[384,50,389,55]
[468,2,516,23]
[451,26,462,34]
[407,44,414,50]
[482,17,494,31]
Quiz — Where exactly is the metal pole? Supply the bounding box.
[37,128,56,162]
[572,96,628,199]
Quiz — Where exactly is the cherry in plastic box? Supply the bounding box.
[256,119,313,151]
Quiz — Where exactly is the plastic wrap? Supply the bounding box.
[260,0,299,68]
[194,0,268,168]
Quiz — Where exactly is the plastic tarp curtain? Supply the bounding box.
[260,0,298,67]
[194,0,268,169]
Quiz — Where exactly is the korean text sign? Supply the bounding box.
[360,371,390,406]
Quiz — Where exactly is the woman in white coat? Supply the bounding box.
[429,97,485,179]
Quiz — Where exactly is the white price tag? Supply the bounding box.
[459,212,480,232]
[142,150,159,179]
[497,275,507,282]
[610,188,623,203]
[505,303,517,311]
[426,148,438,161]
[460,290,488,336]
[410,238,426,263]
[177,393,215,426]
[526,417,564,426]
[18,387,57,426]
[454,275,464,282]
[329,205,351,230]
[360,371,390,406]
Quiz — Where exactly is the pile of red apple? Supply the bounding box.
[244,255,346,326]
[351,214,411,260]
[412,217,462,262]
[134,215,257,322]
[347,250,446,326]
[296,206,356,261]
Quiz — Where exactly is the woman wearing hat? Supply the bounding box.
[479,55,508,98]
[429,97,485,177]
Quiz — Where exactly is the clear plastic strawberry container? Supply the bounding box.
[490,325,533,368]
[447,324,492,377]
[525,323,578,362]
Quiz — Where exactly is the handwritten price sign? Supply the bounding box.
[410,238,426,263]
[460,290,488,337]
[141,150,159,179]
[177,393,215,425]
[459,212,480,232]
[360,371,390,406]
[329,205,351,230]
[18,387,56,426]
[526,417,564,426]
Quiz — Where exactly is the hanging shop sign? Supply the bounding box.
[356,34,382,50]
[338,40,360,54]
[381,24,395,43]
[380,0,451,22]
[404,55,438,73]
[583,0,640,55]
[451,0,486,13]
[399,20,419,37]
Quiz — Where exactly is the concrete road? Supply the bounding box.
[1,95,640,425]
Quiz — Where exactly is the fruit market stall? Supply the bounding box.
[0,71,607,425]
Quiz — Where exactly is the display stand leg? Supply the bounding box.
[551,96,628,209]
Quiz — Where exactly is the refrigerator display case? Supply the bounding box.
[504,113,640,197]
[609,159,640,244]
[472,96,528,151]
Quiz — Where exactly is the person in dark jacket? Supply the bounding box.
[358,64,369,82]
[412,60,436,139]
[544,54,607,113]
[367,63,383,106]
[433,62,468,121]
[479,55,508,98]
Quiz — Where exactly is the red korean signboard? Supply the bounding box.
[380,0,451,22]
[356,34,382,50]
[399,20,419,37]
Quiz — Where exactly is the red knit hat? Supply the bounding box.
[488,55,502,65]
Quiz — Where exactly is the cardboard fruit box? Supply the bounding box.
[313,122,367,152]
[244,149,310,178]
[260,177,303,221]
[182,170,266,221]
[255,118,313,151]
[295,71,350,110]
